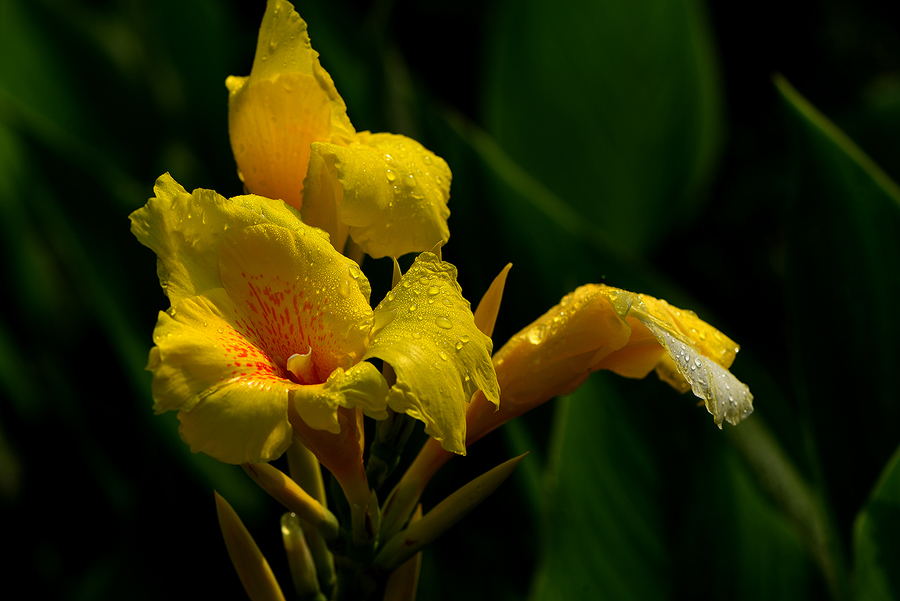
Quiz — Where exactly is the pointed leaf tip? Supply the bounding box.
[374,453,526,572]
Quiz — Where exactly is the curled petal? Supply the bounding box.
[304,132,451,258]
[364,253,499,454]
[491,284,752,429]
[150,289,296,464]
[618,294,752,427]
[130,173,307,304]
[290,362,390,433]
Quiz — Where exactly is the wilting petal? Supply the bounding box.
[130,173,307,304]
[217,223,373,381]
[364,253,499,454]
[491,284,752,429]
[226,0,355,211]
[304,132,451,258]
[149,288,297,464]
[614,293,752,427]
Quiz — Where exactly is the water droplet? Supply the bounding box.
[455,341,464,351]
[386,169,396,182]
[412,332,422,339]
[387,292,395,302]
[405,174,417,187]
[435,316,452,329]
[338,280,350,297]
[423,155,432,165]
[439,350,448,361]
[528,323,548,344]
[427,286,440,296]
[322,312,335,324]
[460,335,470,343]
[348,264,361,279]
[409,304,417,312]
[441,298,453,307]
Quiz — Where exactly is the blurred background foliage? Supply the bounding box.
[1,0,899,599]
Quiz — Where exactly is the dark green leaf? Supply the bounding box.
[854,444,900,601]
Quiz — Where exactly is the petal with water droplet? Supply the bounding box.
[364,252,498,454]
[304,132,451,259]
[226,0,356,210]
[130,173,312,305]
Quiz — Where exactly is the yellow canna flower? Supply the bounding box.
[226,0,451,260]
[383,280,754,536]
[130,174,496,465]
[471,283,753,444]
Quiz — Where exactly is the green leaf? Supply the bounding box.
[482,0,722,255]
[854,444,900,601]
[529,377,668,601]
[776,74,900,600]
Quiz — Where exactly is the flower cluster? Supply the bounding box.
[130,1,753,599]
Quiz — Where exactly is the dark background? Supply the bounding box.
[1,0,899,599]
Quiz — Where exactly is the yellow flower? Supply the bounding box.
[226,0,451,260]
[469,283,753,444]
[130,174,497,465]
[383,280,753,534]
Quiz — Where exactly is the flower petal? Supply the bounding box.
[304,132,451,258]
[149,288,296,464]
[290,362,389,433]
[364,253,499,454]
[130,173,308,304]
[490,284,753,428]
[226,0,355,211]
[492,285,635,409]
[217,223,374,382]
[618,293,753,428]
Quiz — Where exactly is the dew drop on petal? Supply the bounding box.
[435,316,452,329]
[528,323,548,345]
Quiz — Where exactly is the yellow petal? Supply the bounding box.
[130,173,308,304]
[490,284,753,428]
[364,253,499,454]
[217,223,373,381]
[492,285,635,409]
[304,132,451,258]
[290,362,390,434]
[150,288,296,464]
[226,0,355,211]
